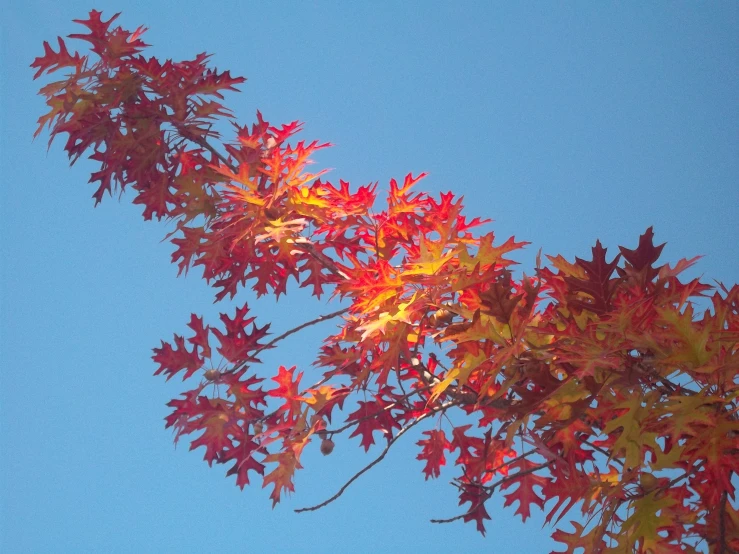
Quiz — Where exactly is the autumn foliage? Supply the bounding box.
[33,11,738,552]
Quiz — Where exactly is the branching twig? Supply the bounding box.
[298,243,349,279]
[324,383,437,436]
[430,459,554,525]
[483,449,535,476]
[172,122,238,169]
[295,401,456,513]
[174,123,235,172]
[403,354,477,405]
[223,307,350,376]
[579,437,625,467]
[664,459,705,490]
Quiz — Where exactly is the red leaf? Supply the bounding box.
[211,304,270,364]
[165,393,235,465]
[132,170,176,221]
[500,458,550,522]
[563,239,621,314]
[220,436,265,489]
[164,388,202,441]
[456,480,491,536]
[187,68,246,99]
[347,399,402,452]
[267,365,303,418]
[69,10,121,57]
[31,37,84,79]
[188,403,234,465]
[186,314,211,360]
[416,429,451,479]
[152,334,203,381]
[478,273,523,324]
[262,448,302,507]
[70,10,149,60]
[618,226,665,272]
[224,373,268,421]
[170,226,206,276]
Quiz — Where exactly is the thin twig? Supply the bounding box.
[624,459,705,501]
[298,243,349,279]
[402,353,477,405]
[487,459,554,494]
[174,123,235,172]
[719,491,728,554]
[579,437,625,467]
[430,460,554,525]
[223,307,350,375]
[295,402,455,513]
[324,383,437,436]
[483,449,535,476]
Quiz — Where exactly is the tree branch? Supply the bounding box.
[221,307,350,376]
[324,383,437,436]
[719,490,728,554]
[404,354,478,405]
[173,122,235,172]
[430,460,554,526]
[297,242,349,279]
[175,126,351,282]
[295,402,454,513]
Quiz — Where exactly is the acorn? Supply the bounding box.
[320,438,335,456]
[204,369,221,381]
[640,472,659,492]
[263,206,281,221]
[252,421,264,435]
[429,308,454,327]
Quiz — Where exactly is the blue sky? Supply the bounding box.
[2,2,737,553]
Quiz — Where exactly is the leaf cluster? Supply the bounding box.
[34,12,739,552]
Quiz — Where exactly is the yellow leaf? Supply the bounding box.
[657,305,713,367]
[222,183,265,207]
[430,349,488,402]
[402,238,455,277]
[546,254,588,278]
[356,293,417,341]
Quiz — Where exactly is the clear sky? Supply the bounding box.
[2,2,737,553]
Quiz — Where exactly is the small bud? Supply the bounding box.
[320,438,335,456]
[204,369,221,381]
